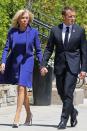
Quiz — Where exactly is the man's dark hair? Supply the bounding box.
[62,6,75,16]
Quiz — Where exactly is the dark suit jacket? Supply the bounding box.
[41,23,87,75]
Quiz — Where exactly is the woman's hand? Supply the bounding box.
[40,67,48,76]
[79,71,86,79]
[1,63,5,74]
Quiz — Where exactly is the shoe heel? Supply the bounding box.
[12,123,19,128]
[30,117,32,125]
[24,113,33,126]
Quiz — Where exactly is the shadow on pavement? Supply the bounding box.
[0,124,12,126]
[0,123,58,128]
[32,124,57,128]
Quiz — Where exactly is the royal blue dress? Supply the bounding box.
[1,26,42,89]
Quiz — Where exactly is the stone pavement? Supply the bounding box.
[0,100,87,131]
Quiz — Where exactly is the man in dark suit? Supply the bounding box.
[40,7,87,129]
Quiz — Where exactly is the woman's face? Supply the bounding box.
[18,12,29,29]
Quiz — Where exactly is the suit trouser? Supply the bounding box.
[56,67,78,121]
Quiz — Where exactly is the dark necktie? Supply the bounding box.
[64,27,69,47]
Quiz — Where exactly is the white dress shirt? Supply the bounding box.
[62,23,72,44]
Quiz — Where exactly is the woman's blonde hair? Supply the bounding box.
[12,9,34,28]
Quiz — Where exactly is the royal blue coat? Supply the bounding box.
[1,26,42,88]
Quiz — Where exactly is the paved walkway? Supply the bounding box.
[0,100,87,131]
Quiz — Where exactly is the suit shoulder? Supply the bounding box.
[51,25,59,32]
[51,26,58,30]
[74,24,85,31]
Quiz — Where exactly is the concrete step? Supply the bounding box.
[51,87,84,105]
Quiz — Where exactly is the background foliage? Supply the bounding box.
[32,0,87,26]
[0,0,25,58]
[0,0,87,59]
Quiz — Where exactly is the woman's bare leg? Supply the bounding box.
[13,86,25,124]
[24,88,31,123]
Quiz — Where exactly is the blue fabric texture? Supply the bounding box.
[1,26,42,88]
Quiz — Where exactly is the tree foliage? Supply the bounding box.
[31,0,87,51]
[0,0,26,58]
[32,0,87,27]
[0,0,87,58]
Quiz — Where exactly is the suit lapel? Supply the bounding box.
[58,24,63,45]
[68,24,76,46]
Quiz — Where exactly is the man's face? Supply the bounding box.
[63,10,76,25]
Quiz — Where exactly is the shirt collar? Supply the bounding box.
[63,23,72,31]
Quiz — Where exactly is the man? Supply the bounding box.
[40,7,87,129]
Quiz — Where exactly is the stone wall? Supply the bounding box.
[0,77,87,107]
[0,84,17,107]
[0,84,33,107]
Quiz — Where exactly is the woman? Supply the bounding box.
[1,9,42,128]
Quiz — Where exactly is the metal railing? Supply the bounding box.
[32,17,52,48]
[31,9,57,45]
[33,18,51,38]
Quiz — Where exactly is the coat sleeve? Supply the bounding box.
[41,28,55,67]
[1,29,12,64]
[80,28,87,72]
[34,30,43,64]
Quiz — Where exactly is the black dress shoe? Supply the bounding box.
[57,120,67,129]
[71,109,78,127]
[12,123,19,128]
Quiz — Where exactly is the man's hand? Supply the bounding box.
[79,71,86,79]
[0,63,5,74]
[40,67,48,76]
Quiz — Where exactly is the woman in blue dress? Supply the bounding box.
[1,9,42,127]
